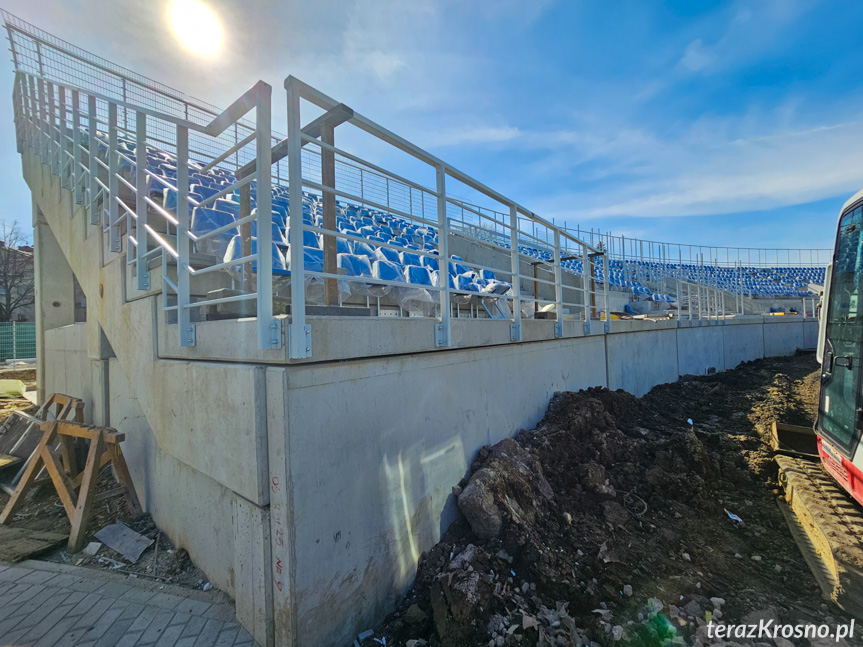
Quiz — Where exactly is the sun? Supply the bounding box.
[168,0,224,56]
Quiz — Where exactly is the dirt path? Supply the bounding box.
[366,353,858,647]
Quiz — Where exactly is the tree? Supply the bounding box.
[0,221,34,322]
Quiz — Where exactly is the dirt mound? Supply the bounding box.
[365,353,854,647]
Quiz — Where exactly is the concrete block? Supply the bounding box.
[232,495,273,647]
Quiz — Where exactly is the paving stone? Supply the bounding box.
[202,604,236,622]
[192,618,224,647]
[113,630,144,647]
[94,579,133,599]
[213,628,238,647]
[16,568,59,585]
[93,617,135,647]
[120,586,158,604]
[128,605,162,634]
[0,566,33,581]
[181,616,207,638]
[174,597,212,617]
[139,609,175,644]
[154,621,186,647]
[0,562,259,647]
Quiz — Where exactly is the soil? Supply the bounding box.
[0,462,210,591]
[364,352,858,647]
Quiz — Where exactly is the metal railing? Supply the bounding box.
[5,12,828,359]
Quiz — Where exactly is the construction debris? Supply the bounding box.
[0,525,66,562]
[95,521,153,563]
[365,353,854,647]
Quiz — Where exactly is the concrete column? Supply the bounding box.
[34,200,75,403]
[87,299,114,426]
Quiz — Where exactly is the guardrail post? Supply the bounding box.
[36,78,46,160]
[135,111,150,290]
[602,253,610,333]
[176,125,194,346]
[553,229,563,337]
[46,81,57,174]
[88,95,99,225]
[582,242,591,334]
[255,83,280,350]
[435,163,451,347]
[57,85,68,186]
[108,102,120,252]
[72,90,82,204]
[509,205,521,341]
[286,78,310,358]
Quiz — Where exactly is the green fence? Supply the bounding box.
[0,322,36,361]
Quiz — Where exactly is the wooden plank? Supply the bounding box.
[0,526,67,562]
[52,421,124,444]
[68,431,103,553]
[0,453,21,471]
[41,445,77,520]
[109,443,142,515]
[0,422,56,524]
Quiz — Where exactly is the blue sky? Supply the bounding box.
[0,0,860,252]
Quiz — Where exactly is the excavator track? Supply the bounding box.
[776,454,863,616]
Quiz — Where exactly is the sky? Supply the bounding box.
[0,0,861,252]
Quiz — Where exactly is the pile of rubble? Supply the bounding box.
[364,354,850,647]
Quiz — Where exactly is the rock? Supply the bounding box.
[405,603,427,625]
[681,552,691,562]
[457,438,554,539]
[709,597,725,609]
[563,511,573,526]
[406,641,427,647]
[623,584,633,597]
[683,600,702,618]
[602,501,630,526]
[452,485,463,497]
[646,598,663,617]
[576,461,607,488]
[448,544,478,571]
[612,625,624,641]
[751,555,762,561]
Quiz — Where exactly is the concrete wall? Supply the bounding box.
[267,316,819,646]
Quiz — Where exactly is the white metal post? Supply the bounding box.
[509,204,521,341]
[553,229,563,337]
[582,242,591,334]
[435,164,451,347]
[37,78,47,160]
[602,253,610,333]
[285,79,310,358]
[72,90,82,204]
[57,85,67,186]
[135,111,149,290]
[88,95,99,225]
[46,82,57,174]
[108,102,120,252]
[254,84,280,350]
[176,125,194,347]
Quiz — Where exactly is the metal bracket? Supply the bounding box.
[435,322,450,347]
[604,321,610,334]
[138,272,150,291]
[269,319,284,350]
[584,321,591,335]
[510,321,522,342]
[554,322,563,338]
[180,323,196,347]
[288,323,310,357]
